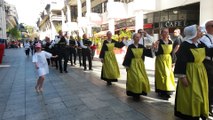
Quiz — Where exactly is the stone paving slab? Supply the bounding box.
[0,48,212,120]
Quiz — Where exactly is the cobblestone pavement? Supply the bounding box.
[0,48,212,120]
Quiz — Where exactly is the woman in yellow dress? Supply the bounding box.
[154,28,175,99]
[123,33,152,100]
[99,31,125,85]
[174,25,213,119]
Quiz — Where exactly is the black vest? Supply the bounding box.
[82,39,92,47]
[58,36,67,49]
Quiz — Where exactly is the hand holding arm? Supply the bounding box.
[180,76,189,87]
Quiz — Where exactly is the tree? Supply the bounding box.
[7,26,21,40]
[23,25,39,40]
[55,23,62,33]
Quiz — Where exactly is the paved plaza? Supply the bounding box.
[0,48,212,120]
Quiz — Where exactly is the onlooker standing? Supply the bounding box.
[80,34,92,71]
[33,43,57,93]
[200,20,213,116]
[172,28,183,64]
[174,24,213,119]
[154,28,175,99]
[124,29,154,47]
[123,33,151,100]
[99,31,125,85]
[24,40,30,56]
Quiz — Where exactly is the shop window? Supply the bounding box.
[92,3,102,13]
[144,19,148,24]
[154,12,160,23]
[147,13,153,23]
[168,11,177,21]
[82,2,86,8]
[71,6,77,22]
[160,11,169,22]
[104,1,107,12]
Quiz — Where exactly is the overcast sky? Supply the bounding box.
[5,0,41,27]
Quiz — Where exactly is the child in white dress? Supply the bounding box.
[32,43,57,92]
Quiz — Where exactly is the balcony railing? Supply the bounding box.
[51,15,62,21]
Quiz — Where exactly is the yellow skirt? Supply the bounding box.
[155,54,175,92]
[175,62,209,118]
[102,51,120,81]
[127,58,150,95]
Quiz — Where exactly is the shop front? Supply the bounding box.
[114,17,135,34]
[144,3,200,37]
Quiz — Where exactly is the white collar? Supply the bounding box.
[107,39,112,42]
[206,33,213,38]
[185,39,201,46]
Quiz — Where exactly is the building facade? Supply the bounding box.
[0,0,7,40]
[37,0,64,40]
[62,0,213,38]
[4,2,19,29]
[37,0,213,39]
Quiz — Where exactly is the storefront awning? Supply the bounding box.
[94,31,108,37]
[126,26,135,31]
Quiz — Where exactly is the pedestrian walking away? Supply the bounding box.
[32,43,57,93]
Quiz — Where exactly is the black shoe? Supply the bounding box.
[89,68,93,71]
[60,71,63,73]
[107,81,112,86]
[84,68,87,71]
[210,109,213,116]
[133,95,140,101]
[64,70,68,73]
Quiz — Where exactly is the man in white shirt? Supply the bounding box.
[200,20,213,116]
[124,29,154,47]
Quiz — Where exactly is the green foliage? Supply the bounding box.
[55,23,62,33]
[119,30,132,40]
[8,26,21,40]
[25,25,34,34]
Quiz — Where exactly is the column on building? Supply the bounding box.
[108,0,115,35]
[61,10,66,33]
[200,0,213,25]
[77,0,83,36]
[67,5,71,23]
[135,10,144,33]
[66,5,72,35]
[0,0,6,39]
[86,0,92,37]
[108,19,115,35]
[49,17,57,40]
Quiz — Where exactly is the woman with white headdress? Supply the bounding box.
[174,25,213,119]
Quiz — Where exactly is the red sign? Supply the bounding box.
[144,23,153,29]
